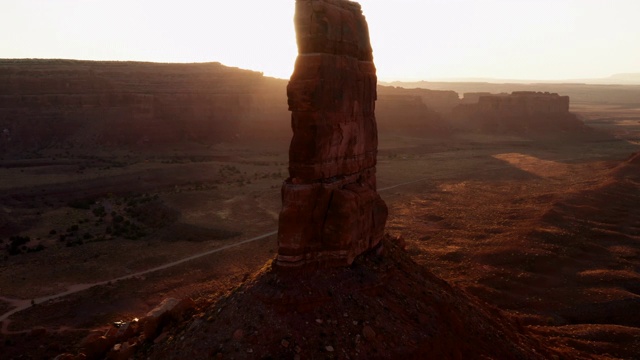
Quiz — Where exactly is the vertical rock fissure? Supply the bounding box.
[320,190,336,246]
[277,0,387,268]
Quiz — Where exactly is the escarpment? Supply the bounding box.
[277,0,387,267]
[0,60,290,153]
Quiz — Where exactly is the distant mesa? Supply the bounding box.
[451,91,594,137]
[604,73,640,84]
[277,0,387,267]
[377,86,460,114]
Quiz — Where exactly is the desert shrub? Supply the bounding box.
[111,220,146,240]
[7,235,30,255]
[68,198,93,209]
[92,206,106,217]
[127,200,179,228]
[65,238,83,247]
[26,244,45,253]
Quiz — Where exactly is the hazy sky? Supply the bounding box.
[1,0,638,81]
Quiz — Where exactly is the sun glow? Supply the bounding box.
[1,0,639,81]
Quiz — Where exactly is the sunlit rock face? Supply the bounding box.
[277,0,387,268]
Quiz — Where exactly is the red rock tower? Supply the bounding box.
[277,0,387,267]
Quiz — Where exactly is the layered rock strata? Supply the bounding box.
[377,86,461,114]
[0,60,290,153]
[451,91,590,135]
[277,0,387,267]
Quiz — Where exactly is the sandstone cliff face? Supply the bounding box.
[377,86,460,114]
[376,85,455,136]
[475,91,570,115]
[0,59,290,154]
[375,93,449,136]
[451,91,591,136]
[460,92,500,104]
[277,0,387,267]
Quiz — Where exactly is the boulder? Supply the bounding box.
[141,297,195,340]
[78,333,114,360]
[106,342,138,360]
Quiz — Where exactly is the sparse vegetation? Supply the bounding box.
[6,235,30,255]
[68,198,94,210]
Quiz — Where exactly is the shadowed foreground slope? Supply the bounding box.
[142,240,555,359]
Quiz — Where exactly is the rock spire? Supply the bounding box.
[277,0,387,267]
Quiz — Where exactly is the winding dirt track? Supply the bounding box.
[0,231,276,333]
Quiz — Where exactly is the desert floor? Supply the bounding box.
[1,104,639,358]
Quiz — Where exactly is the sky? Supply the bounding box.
[1,0,639,82]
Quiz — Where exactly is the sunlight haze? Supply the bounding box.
[1,0,638,81]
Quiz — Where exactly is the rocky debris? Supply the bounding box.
[362,324,376,341]
[78,332,113,360]
[53,354,85,360]
[106,341,138,360]
[141,239,557,359]
[232,328,244,341]
[141,297,196,340]
[53,297,195,360]
[277,0,387,268]
[113,320,136,342]
[451,91,592,136]
[387,233,407,250]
